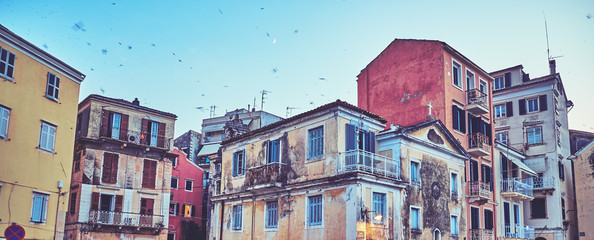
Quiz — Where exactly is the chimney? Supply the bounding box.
[132,98,140,106]
[549,59,556,75]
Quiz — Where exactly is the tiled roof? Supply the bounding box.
[80,94,177,118]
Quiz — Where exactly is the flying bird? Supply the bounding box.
[72,21,86,31]
[218,9,223,15]
[318,77,326,81]
[101,49,108,54]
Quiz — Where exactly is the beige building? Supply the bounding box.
[0,24,85,239]
[209,100,469,240]
[568,132,594,239]
[491,61,576,240]
[64,95,177,240]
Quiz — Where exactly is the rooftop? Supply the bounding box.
[80,94,177,119]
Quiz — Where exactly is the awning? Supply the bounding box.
[197,144,220,157]
[510,157,537,176]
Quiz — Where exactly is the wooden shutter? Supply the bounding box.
[100,110,110,137]
[191,205,196,217]
[157,122,166,148]
[367,132,376,153]
[489,166,494,190]
[518,99,526,115]
[452,106,459,130]
[119,114,129,141]
[504,72,511,88]
[91,192,100,211]
[460,109,466,133]
[114,195,123,212]
[232,152,237,176]
[506,102,514,117]
[102,153,113,183]
[142,160,157,189]
[146,199,154,215]
[140,119,148,145]
[345,124,356,151]
[110,154,119,183]
[539,95,548,111]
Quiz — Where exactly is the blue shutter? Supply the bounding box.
[31,195,44,222]
[368,132,376,153]
[345,124,356,151]
[232,152,237,176]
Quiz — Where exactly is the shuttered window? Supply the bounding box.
[30,192,49,223]
[411,207,420,230]
[45,72,60,101]
[232,205,243,230]
[372,193,385,223]
[451,216,458,235]
[69,192,77,214]
[452,105,465,133]
[267,139,280,163]
[39,122,56,152]
[0,47,16,80]
[308,126,324,159]
[345,124,376,152]
[232,150,245,176]
[484,209,493,230]
[308,195,323,226]
[142,159,157,188]
[531,198,546,218]
[266,201,278,228]
[101,152,119,184]
[0,105,10,139]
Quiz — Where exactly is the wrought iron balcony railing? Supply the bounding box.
[245,162,288,188]
[88,210,164,229]
[466,89,489,115]
[468,132,490,156]
[469,229,493,240]
[504,225,535,239]
[469,181,491,199]
[338,149,401,180]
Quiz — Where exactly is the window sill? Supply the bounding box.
[264,227,279,232]
[37,146,55,154]
[452,130,465,136]
[45,96,60,103]
[526,143,544,147]
[453,84,464,92]
[411,228,422,234]
[307,224,324,229]
[306,157,324,163]
[1,75,14,82]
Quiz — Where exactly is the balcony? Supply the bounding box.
[468,181,491,203]
[88,210,164,231]
[501,178,534,201]
[337,150,401,180]
[468,133,490,157]
[532,176,556,191]
[466,89,489,115]
[469,229,494,240]
[99,129,171,149]
[245,162,288,190]
[504,225,535,239]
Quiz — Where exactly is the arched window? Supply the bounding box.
[536,237,547,240]
[433,228,441,240]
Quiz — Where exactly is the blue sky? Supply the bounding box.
[2,0,593,137]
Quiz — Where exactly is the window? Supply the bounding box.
[101,152,119,184]
[470,207,480,229]
[171,177,178,189]
[410,161,420,185]
[308,126,324,159]
[450,215,458,236]
[308,195,323,226]
[527,127,543,145]
[232,205,243,230]
[167,233,175,240]
[141,119,165,147]
[561,198,566,220]
[345,124,376,152]
[494,104,506,118]
[410,207,421,230]
[494,77,505,90]
[232,150,245,176]
[142,159,157,189]
[0,105,10,139]
[450,172,458,196]
[183,204,195,217]
[484,209,493,230]
[452,105,465,133]
[526,97,539,113]
[466,69,475,90]
[172,157,177,167]
[45,72,60,101]
[73,150,82,172]
[140,198,154,216]
[469,160,479,182]
[203,172,210,189]
[372,193,386,223]
[496,131,509,145]
[149,121,158,147]
[31,192,49,223]
[558,161,565,181]
[531,197,546,218]
[39,122,56,152]
[69,192,77,215]
[481,165,493,191]
[266,201,278,228]
[452,60,462,89]
[101,111,129,140]
[519,95,547,115]
[479,80,488,95]
[0,47,16,80]
[185,179,193,192]
[169,202,179,215]
[110,113,121,139]
[267,139,280,163]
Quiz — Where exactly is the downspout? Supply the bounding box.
[251,196,256,240]
[53,181,63,240]
[287,190,291,240]
[219,200,225,240]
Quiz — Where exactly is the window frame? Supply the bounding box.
[185,179,193,192]
[307,125,325,160]
[452,104,465,133]
[232,204,243,231]
[169,202,179,216]
[45,72,60,101]
[466,68,476,90]
[39,121,57,152]
[410,159,421,186]
[0,105,10,139]
[372,192,386,224]
[266,139,280,164]
[450,171,459,197]
[171,177,178,189]
[307,194,323,227]
[0,47,16,80]
[496,131,509,145]
[232,149,246,177]
[494,104,507,118]
[483,208,494,230]
[265,200,279,229]
[494,76,505,90]
[101,152,119,184]
[410,205,421,231]
[30,192,49,223]
[531,197,547,219]
[450,215,459,236]
[452,59,463,90]
[526,126,543,145]
[479,79,488,96]
[526,97,539,113]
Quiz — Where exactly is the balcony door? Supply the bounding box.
[99,194,114,223]
[140,198,154,227]
[470,207,480,229]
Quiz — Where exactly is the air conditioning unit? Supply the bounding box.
[128,133,140,144]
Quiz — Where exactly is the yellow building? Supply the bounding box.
[0,24,85,239]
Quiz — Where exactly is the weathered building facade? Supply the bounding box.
[357,39,497,240]
[569,136,593,239]
[0,24,85,240]
[64,95,177,240]
[173,130,202,164]
[491,62,576,240]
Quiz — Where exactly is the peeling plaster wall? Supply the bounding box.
[574,143,594,239]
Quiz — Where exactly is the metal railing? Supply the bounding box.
[99,129,171,149]
[504,225,535,239]
[532,176,556,190]
[245,162,288,187]
[469,229,493,240]
[467,89,488,109]
[501,178,533,197]
[468,133,490,152]
[338,149,401,180]
[469,181,491,199]
[89,210,164,229]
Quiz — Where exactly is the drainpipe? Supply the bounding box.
[251,196,256,240]
[219,200,224,240]
[53,180,64,240]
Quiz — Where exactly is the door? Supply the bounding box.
[99,194,114,223]
[140,198,154,227]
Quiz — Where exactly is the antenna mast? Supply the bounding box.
[209,105,216,118]
[261,90,271,111]
[544,12,551,61]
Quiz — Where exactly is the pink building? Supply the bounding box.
[168,148,205,240]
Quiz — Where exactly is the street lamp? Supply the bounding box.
[361,208,383,222]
